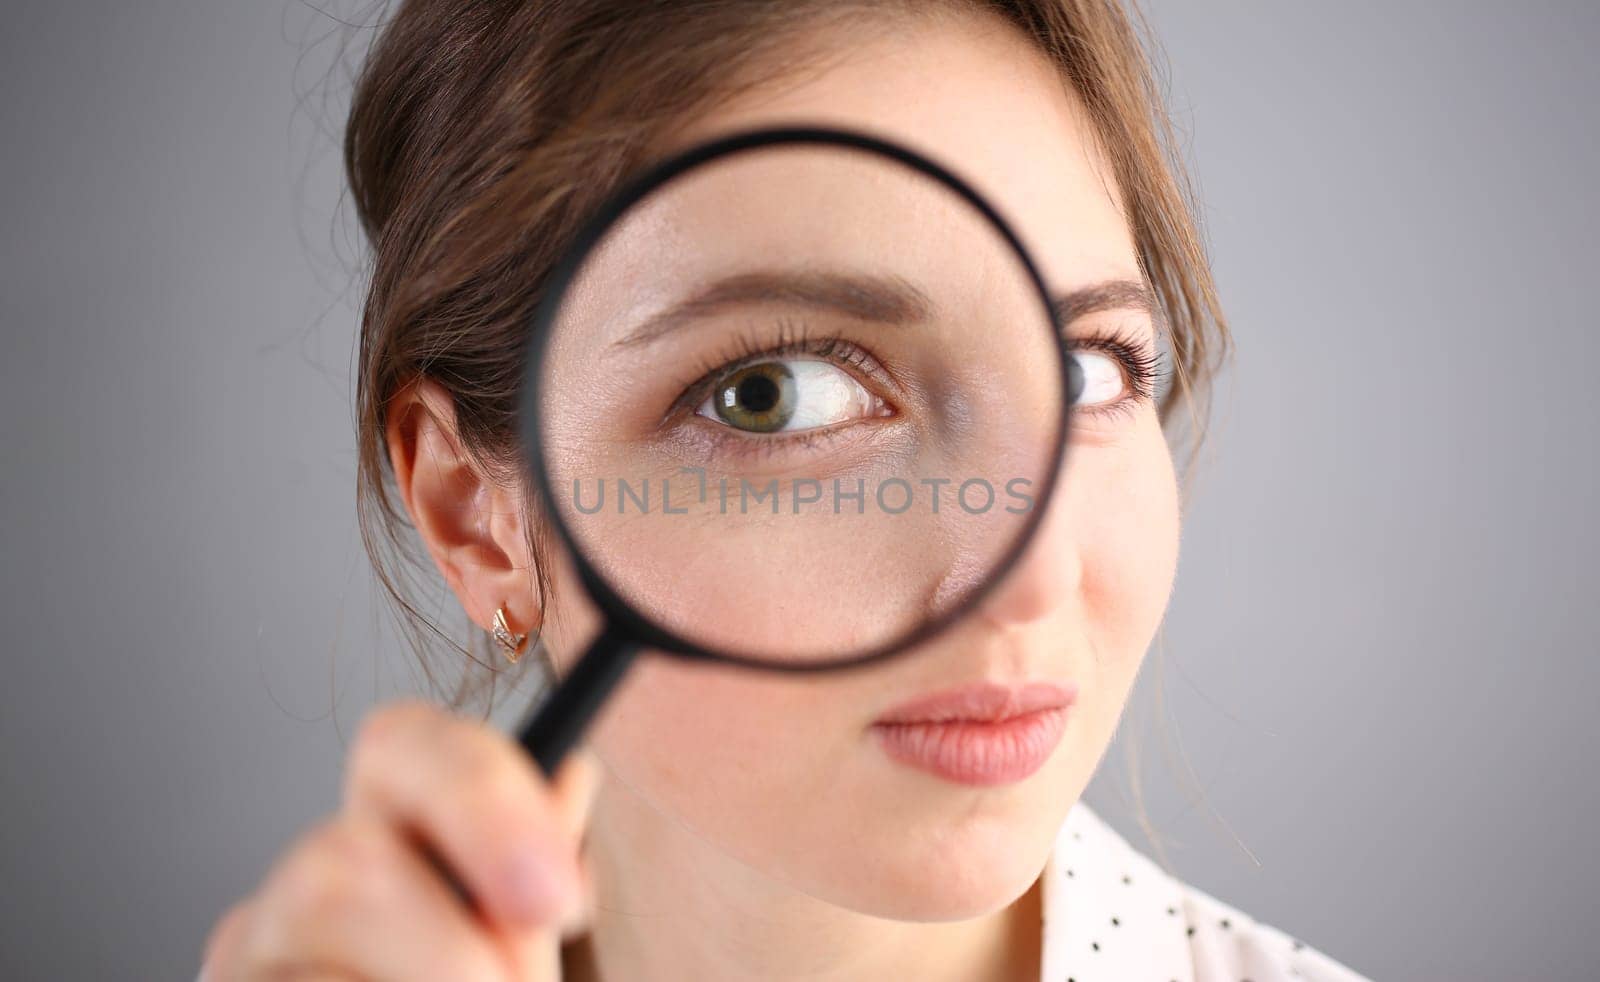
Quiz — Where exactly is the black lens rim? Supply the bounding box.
[518,124,1075,673]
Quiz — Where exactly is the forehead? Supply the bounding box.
[666,8,1142,293]
[561,145,1050,356]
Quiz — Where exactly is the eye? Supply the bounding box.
[1072,350,1128,408]
[696,359,889,433]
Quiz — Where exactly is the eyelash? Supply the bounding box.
[668,317,876,421]
[1066,322,1168,423]
[668,317,1166,429]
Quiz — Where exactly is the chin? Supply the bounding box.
[813,810,1055,922]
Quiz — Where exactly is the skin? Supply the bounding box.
[202,7,1179,981]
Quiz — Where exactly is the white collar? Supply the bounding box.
[1039,801,1371,981]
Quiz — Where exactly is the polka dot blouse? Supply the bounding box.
[1040,802,1372,981]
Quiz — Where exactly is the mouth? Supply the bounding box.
[868,681,1077,786]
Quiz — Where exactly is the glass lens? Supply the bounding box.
[529,139,1067,665]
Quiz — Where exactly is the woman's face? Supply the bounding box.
[534,10,1179,920]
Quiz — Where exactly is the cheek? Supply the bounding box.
[589,653,860,833]
[537,540,868,879]
[538,542,862,808]
[1075,415,1181,677]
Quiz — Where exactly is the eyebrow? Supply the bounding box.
[1050,278,1160,329]
[612,270,1158,348]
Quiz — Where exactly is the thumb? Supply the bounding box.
[551,750,603,842]
[498,750,603,979]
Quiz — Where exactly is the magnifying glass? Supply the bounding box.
[512,125,1082,775]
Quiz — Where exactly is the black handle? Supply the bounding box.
[516,620,639,775]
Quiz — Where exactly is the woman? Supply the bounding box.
[202,1,1371,979]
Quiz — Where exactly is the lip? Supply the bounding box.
[869,681,1077,786]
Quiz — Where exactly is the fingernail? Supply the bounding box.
[552,752,602,831]
[500,843,575,925]
[557,868,594,938]
[574,753,602,814]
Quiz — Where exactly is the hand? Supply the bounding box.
[199,699,599,981]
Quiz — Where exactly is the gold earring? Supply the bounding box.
[492,605,529,664]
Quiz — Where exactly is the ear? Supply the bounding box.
[384,374,540,639]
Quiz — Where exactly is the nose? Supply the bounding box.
[970,492,1079,629]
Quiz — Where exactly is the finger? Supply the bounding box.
[239,815,512,982]
[551,751,602,937]
[343,700,582,931]
[499,751,605,973]
[551,750,602,841]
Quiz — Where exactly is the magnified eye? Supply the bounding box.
[1072,350,1126,408]
[696,359,887,433]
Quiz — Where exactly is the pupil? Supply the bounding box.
[738,374,780,413]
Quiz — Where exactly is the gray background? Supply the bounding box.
[2,1,1595,979]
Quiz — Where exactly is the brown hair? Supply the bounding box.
[341,0,1231,859]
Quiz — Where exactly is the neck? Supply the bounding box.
[561,774,1042,982]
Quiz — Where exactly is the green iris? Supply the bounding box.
[712,361,797,432]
